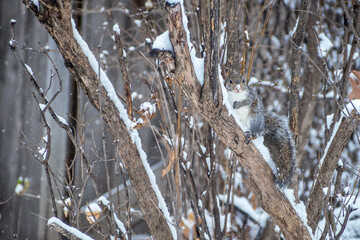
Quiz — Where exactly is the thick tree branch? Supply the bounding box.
[22,1,174,239]
[288,0,311,144]
[224,0,240,75]
[202,0,220,105]
[164,3,312,240]
[307,110,360,232]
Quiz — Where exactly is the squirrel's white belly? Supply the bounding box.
[227,90,251,128]
[234,106,251,128]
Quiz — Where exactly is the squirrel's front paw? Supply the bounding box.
[244,131,252,144]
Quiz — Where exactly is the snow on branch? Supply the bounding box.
[71,19,177,239]
[152,30,173,53]
[114,213,128,239]
[48,217,94,240]
[164,0,204,84]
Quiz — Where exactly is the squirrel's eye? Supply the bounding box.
[229,80,233,84]
[242,79,245,83]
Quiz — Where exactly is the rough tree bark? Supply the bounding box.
[21,1,173,239]
[202,0,220,105]
[224,0,240,75]
[164,3,312,240]
[203,0,222,238]
[224,0,241,76]
[288,0,311,144]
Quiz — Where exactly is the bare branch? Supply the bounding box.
[307,110,360,232]
[335,206,355,239]
[288,0,311,144]
[114,25,133,120]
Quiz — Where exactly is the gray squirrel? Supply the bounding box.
[225,73,265,144]
[225,73,296,188]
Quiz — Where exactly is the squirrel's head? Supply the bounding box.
[226,73,246,92]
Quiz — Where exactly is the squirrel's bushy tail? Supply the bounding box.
[263,113,297,188]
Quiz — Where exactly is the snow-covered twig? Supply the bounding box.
[48,217,94,240]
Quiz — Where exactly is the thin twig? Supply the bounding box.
[114,25,133,120]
